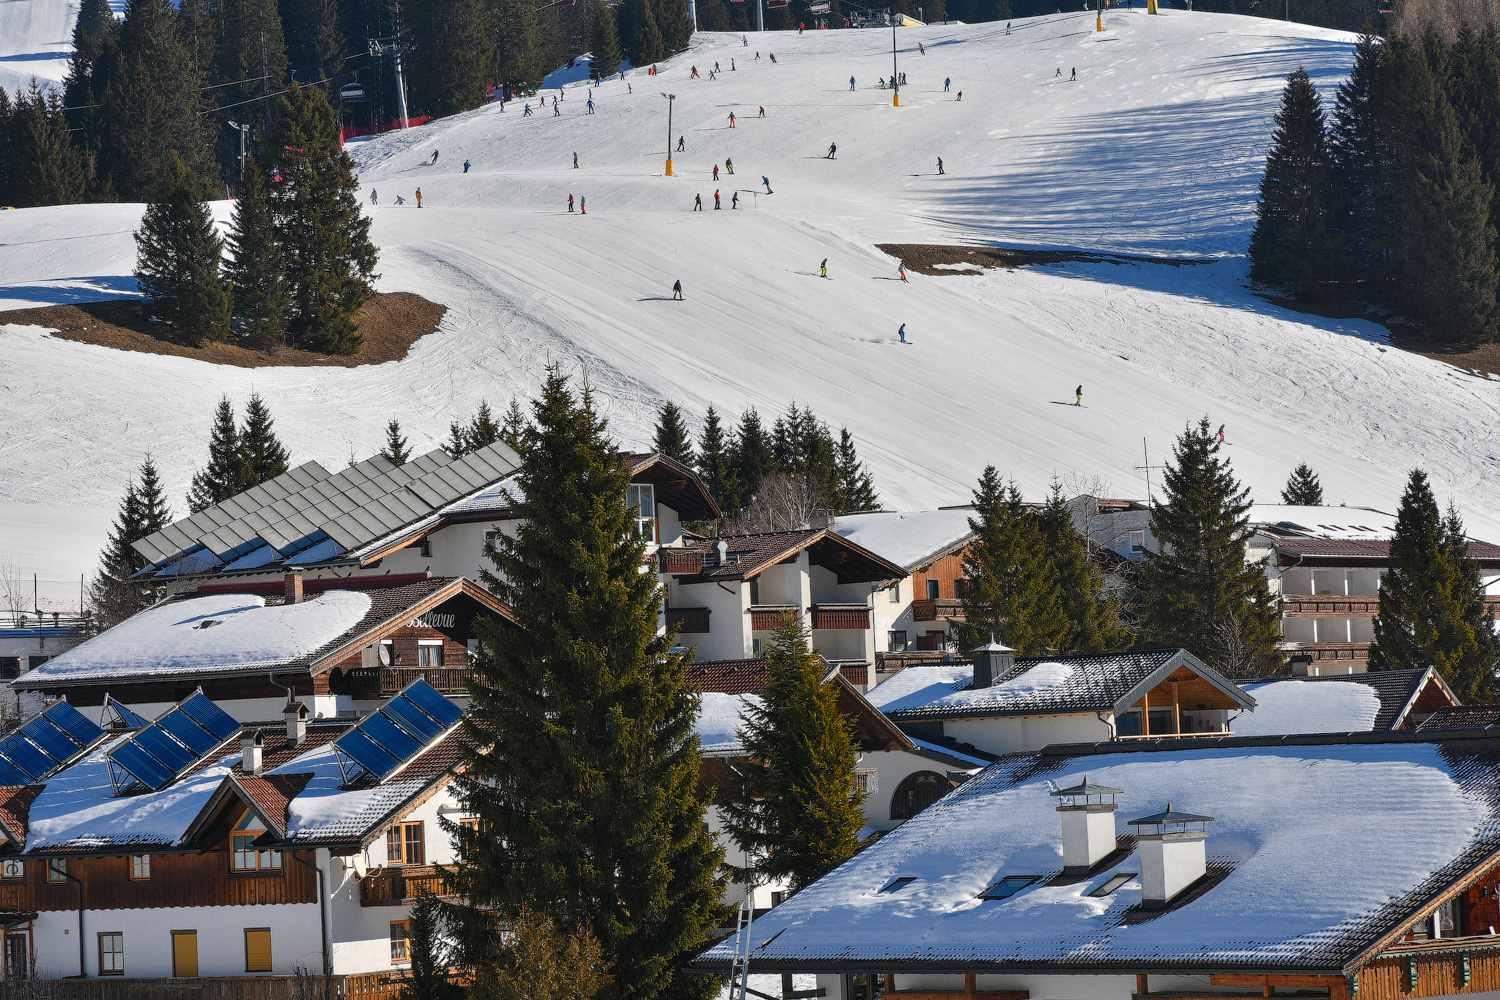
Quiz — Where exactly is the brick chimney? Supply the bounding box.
[241,730,264,775]
[1129,802,1214,907]
[1050,775,1123,872]
[284,573,304,605]
[971,640,1015,689]
[284,701,309,746]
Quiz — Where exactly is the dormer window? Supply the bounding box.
[231,811,281,872]
[628,484,657,541]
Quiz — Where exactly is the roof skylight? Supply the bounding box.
[1088,872,1137,897]
[877,876,917,894]
[979,875,1039,900]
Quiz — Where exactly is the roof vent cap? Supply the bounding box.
[1129,801,1214,907]
[971,640,1014,690]
[1051,774,1123,872]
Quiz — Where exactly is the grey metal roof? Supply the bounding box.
[132,443,521,578]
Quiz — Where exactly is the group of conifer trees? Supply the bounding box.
[651,401,879,526]
[131,83,377,353]
[1250,29,1500,343]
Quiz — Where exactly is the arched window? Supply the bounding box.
[890,771,950,821]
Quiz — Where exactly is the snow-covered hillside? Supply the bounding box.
[0,0,81,95]
[5,12,1497,609]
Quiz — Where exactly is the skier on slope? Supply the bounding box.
[821,259,828,277]
[587,98,595,113]
[850,76,857,90]
[944,77,951,91]
[554,101,560,116]
[692,66,701,78]
[524,103,532,115]
[416,187,423,207]
[370,189,378,204]
[919,42,925,54]
[463,159,471,173]
[937,157,945,174]
[763,176,773,193]
[673,279,684,300]
[728,112,736,127]
[714,164,720,180]
[431,150,439,164]
[732,191,739,208]
[1075,385,1083,406]
[714,190,721,208]
[759,106,765,117]
[580,196,586,213]
[694,193,703,211]
[898,261,908,282]
[1070,67,1077,81]
[574,152,579,168]
[898,323,907,343]
[956,91,962,100]
[568,193,575,212]
[725,157,734,174]
[1218,424,1226,443]
[678,136,687,151]
[826,142,837,158]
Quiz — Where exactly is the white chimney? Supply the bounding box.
[971,640,1015,690]
[1129,802,1213,907]
[284,701,309,746]
[1050,775,1122,872]
[714,540,728,568]
[241,730,264,775]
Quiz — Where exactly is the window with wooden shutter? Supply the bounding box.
[244,928,272,972]
[98,933,124,975]
[386,822,425,865]
[390,921,410,963]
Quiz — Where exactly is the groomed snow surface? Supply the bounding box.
[9,13,1500,610]
[1235,678,1382,735]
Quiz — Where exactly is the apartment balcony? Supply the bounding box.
[1281,641,1372,666]
[360,864,461,906]
[912,598,965,622]
[659,548,707,575]
[811,604,872,630]
[344,666,473,699]
[666,606,711,634]
[1282,594,1500,616]
[749,605,799,630]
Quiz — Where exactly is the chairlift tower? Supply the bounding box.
[367,36,411,129]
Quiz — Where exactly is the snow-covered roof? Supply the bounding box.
[866,649,1251,720]
[695,733,1500,974]
[696,692,762,755]
[833,509,976,573]
[1248,505,1397,541]
[24,591,372,684]
[1234,679,1382,736]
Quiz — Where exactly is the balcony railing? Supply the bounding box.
[346,666,473,699]
[1281,641,1372,663]
[811,604,871,630]
[667,606,711,634]
[1281,595,1380,617]
[912,598,965,622]
[659,548,707,574]
[749,605,799,631]
[360,864,461,906]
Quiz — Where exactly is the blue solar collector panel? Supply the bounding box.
[179,693,239,740]
[403,681,464,728]
[0,762,32,786]
[110,740,176,790]
[334,728,401,779]
[382,696,446,742]
[360,712,423,762]
[18,717,78,763]
[0,736,52,780]
[43,702,105,748]
[133,727,197,774]
[157,710,218,755]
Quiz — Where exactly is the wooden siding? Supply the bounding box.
[667,607,711,634]
[811,606,871,630]
[659,549,707,574]
[912,598,965,623]
[359,865,459,906]
[1356,944,1500,1000]
[914,549,971,602]
[750,607,799,631]
[0,849,317,912]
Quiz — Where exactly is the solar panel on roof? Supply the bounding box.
[0,737,51,779]
[157,710,217,755]
[110,739,176,790]
[134,727,197,774]
[334,727,401,779]
[105,699,149,729]
[403,681,465,728]
[0,762,32,786]
[179,693,239,741]
[359,713,423,761]
[18,716,77,763]
[44,702,105,748]
[383,697,445,742]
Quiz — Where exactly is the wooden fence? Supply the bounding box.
[0,971,431,1000]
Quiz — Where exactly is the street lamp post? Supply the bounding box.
[662,92,676,175]
[891,17,900,106]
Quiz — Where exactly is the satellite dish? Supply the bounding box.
[352,854,368,878]
[378,643,392,666]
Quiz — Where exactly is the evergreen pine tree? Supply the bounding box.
[589,4,623,80]
[1369,470,1500,702]
[8,85,87,208]
[1281,463,1324,505]
[401,893,456,1000]
[283,0,345,89]
[1136,418,1281,677]
[214,0,289,129]
[89,456,173,629]
[652,402,696,465]
[1248,67,1332,296]
[445,421,471,458]
[830,428,878,514]
[408,0,492,117]
[720,613,866,892]
[468,401,501,451]
[267,84,379,355]
[133,152,233,346]
[0,89,12,199]
[1037,484,1128,654]
[732,408,776,504]
[1446,26,1500,244]
[175,0,217,73]
[98,0,216,200]
[62,0,117,192]
[224,156,290,352]
[1326,34,1385,288]
[452,368,723,1000]
[382,419,411,465]
[956,468,1069,655]
[239,393,290,486]
[619,0,666,67]
[655,0,693,52]
[695,405,737,513]
[494,0,543,92]
[187,398,249,512]
[500,399,527,449]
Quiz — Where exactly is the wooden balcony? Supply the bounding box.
[659,548,707,574]
[1282,595,1380,617]
[811,604,871,630]
[1281,641,1371,664]
[346,666,473,699]
[360,864,460,906]
[749,605,799,631]
[912,598,965,622]
[667,606,711,634]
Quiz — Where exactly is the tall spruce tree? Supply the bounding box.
[267,85,379,355]
[89,456,173,628]
[956,468,1068,655]
[1327,34,1385,288]
[695,405,737,513]
[240,393,290,486]
[187,398,249,512]
[1136,419,1281,677]
[283,0,346,89]
[721,613,867,892]
[468,402,501,451]
[408,0,492,117]
[655,0,693,53]
[214,0,289,130]
[382,419,411,465]
[175,0,216,73]
[619,0,666,68]
[732,408,776,504]
[494,0,544,92]
[830,428,878,514]
[1369,470,1500,701]
[1038,483,1128,654]
[62,0,117,187]
[133,153,233,346]
[8,85,87,208]
[589,4,623,80]
[1281,463,1324,505]
[452,368,723,1000]
[501,399,527,449]
[1249,67,1332,296]
[652,402,696,465]
[1447,26,1500,244]
[224,156,290,352]
[98,0,216,200]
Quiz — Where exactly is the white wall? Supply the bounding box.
[670,578,749,660]
[860,749,961,832]
[943,713,1113,756]
[706,802,789,910]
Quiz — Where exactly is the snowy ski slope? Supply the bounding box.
[0,0,83,95]
[4,12,1499,608]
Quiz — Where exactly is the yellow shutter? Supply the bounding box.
[172,932,198,977]
[244,928,272,973]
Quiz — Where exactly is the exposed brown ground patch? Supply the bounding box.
[0,292,446,368]
[876,243,1211,275]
